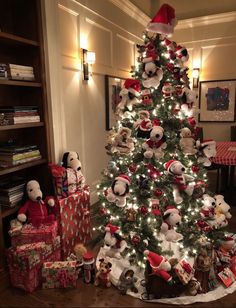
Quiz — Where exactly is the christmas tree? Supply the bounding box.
[93,3,234,298]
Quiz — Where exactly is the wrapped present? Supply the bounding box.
[218,267,236,287]
[9,266,41,293]
[11,221,58,247]
[49,163,68,199]
[175,259,194,285]
[57,187,91,259]
[42,261,77,288]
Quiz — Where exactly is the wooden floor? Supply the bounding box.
[1,171,236,307]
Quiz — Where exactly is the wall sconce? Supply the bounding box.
[192,68,200,88]
[82,49,96,80]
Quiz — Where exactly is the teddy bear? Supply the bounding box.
[117,79,140,113]
[118,268,138,295]
[62,151,85,194]
[142,56,163,89]
[142,125,167,160]
[160,205,183,242]
[162,82,175,98]
[110,127,135,155]
[179,127,197,155]
[197,139,216,167]
[214,194,232,228]
[94,258,112,288]
[200,194,216,220]
[106,174,131,208]
[17,180,56,227]
[164,160,195,204]
[134,110,152,139]
[103,224,127,259]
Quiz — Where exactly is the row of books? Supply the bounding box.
[0,63,35,81]
[0,106,40,125]
[0,176,25,208]
[0,144,42,168]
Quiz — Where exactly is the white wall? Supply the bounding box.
[42,0,147,203]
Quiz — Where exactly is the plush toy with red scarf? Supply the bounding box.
[17,180,56,227]
[103,224,127,259]
[164,160,194,204]
[160,205,183,242]
[142,123,167,160]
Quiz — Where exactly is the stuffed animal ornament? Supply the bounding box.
[179,127,197,155]
[160,205,183,242]
[197,140,216,167]
[134,110,152,139]
[106,174,131,207]
[62,151,85,193]
[142,59,163,89]
[117,79,140,113]
[103,224,127,259]
[17,180,56,227]
[110,127,135,155]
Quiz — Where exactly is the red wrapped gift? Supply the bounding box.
[11,221,58,247]
[49,163,68,199]
[57,187,91,259]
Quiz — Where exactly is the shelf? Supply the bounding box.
[1,204,21,219]
[0,158,47,176]
[0,122,44,131]
[0,31,39,47]
[0,79,41,87]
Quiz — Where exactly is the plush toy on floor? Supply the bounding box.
[17,180,56,227]
[62,151,85,194]
[118,268,138,295]
[94,258,112,288]
[103,223,127,259]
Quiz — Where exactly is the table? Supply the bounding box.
[212,141,236,202]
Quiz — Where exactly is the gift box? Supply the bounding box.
[42,261,77,288]
[218,267,236,287]
[57,187,91,259]
[11,221,58,247]
[174,259,194,285]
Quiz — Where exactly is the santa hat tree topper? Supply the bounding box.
[147,3,177,37]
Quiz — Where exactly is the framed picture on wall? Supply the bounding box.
[105,75,126,130]
[199,79,236,122]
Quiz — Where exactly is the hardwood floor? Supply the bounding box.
[1,171,236,307]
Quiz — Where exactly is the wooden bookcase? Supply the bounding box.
[0,0,52,268]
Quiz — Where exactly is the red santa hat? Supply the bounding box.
[164,159,179,172]
[152,118,161,127]
[144,250,164,269]
[201,139,216,147]
[147,4,177,37]
[115,174,131,185]
[105,223,120,234]
[143,50,158,63]
[123,79,140,96]
[164,205,178,216]
[221,236,235,246]
[175,45,189,62]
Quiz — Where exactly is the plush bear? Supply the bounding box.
[164,160,194,204]
[162,82,175,98]
[94,258,112,288]
[103,224,127,259]
[62,151,85,193]
[117,79,140,113]
[142,56,163,88]
[179,127,197,155]
[17,180,56,227]
[110,127,135,155]
[160,206,183,242]
[142,125,167,160]
[118,268,138,295]
[200,194,216,220]
[106,174,131,207]
[214,194,232,227]
[134,110,152,139]
[197,139,216,167]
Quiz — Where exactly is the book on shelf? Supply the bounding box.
[9,64,34,71]
[0,154,42,168]
[12,116,40,124]
[0,64,7,79]
[0,144,38,153]
[0,106,38,112]
[0,182,25,194]
[0,149,41,162]
[9,76,35,81]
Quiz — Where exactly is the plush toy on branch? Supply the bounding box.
[110,127,135,155]
[134,110,152,139]
[117,79,140,113]
[142,56,163,89]
[106,174,131,207]
[103,224,127,259]
[179,127,197,155]
[160,206,183,242]
[62,151,85,193]
[197,139,217,167]
[164,160,195,204]
[17,180,56,227]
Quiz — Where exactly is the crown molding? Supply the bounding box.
[176,11,236,30]
[109,0,150,27]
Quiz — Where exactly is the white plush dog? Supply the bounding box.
[103,224,127,259]
[160,206,183,242]
[197,140,216,167]
[106,174,131,207]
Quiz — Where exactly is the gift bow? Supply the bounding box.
[181,260,192,274]
[57,269,74,288]
[49,164,66,177]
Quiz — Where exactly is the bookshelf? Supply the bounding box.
[0,0,51,267]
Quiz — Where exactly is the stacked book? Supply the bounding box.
[0,179,25,207]
[0,64,8,79]
[0,144,42,168]
[0,106,40,125]
[8,64,35,81]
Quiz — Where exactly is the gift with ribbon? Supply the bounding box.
[174,259,195,285]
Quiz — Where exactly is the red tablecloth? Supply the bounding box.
[212,142,236,165]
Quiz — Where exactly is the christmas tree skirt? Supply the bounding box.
[97,247,236,305]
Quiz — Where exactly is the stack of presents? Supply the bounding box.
[6,151,92,292]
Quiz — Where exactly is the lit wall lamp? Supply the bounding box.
[192,68,200,88]
[82,49,96,80]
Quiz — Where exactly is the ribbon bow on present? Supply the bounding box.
[57,269,74,288]
[49,163,66,178]
[181,260,192,274]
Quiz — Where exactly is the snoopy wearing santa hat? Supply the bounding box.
[117,79,140,113]
[103,223,127,259]
[106,174,131,207]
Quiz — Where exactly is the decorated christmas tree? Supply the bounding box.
[93,3,236,300]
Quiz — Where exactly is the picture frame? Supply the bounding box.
[199,79,236,122]
[105,75,126,130]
